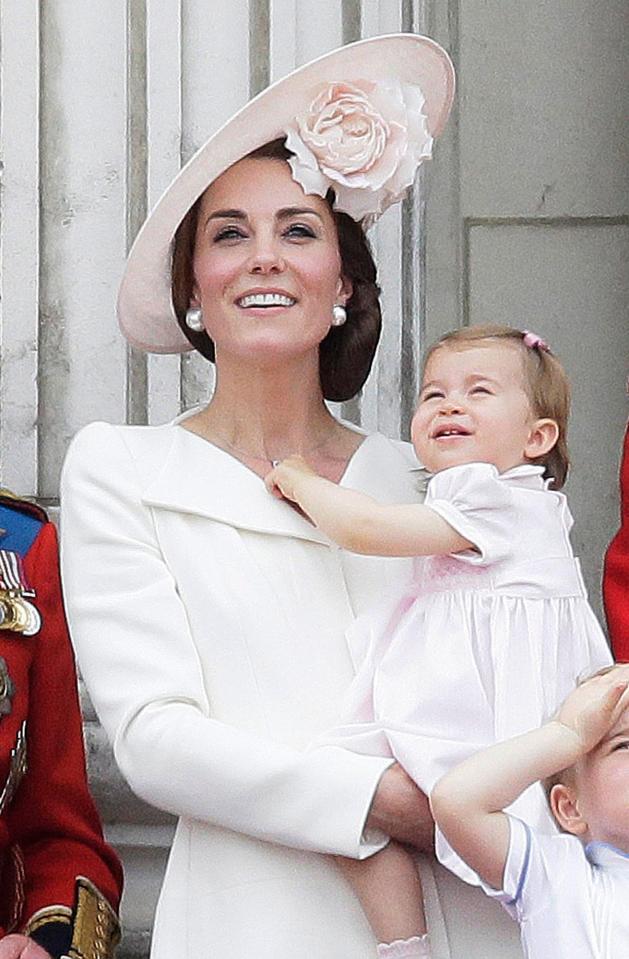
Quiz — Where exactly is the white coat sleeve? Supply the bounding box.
[60,423,391,858]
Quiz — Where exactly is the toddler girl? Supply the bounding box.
[266,325,612,958]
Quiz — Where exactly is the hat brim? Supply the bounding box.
[118,33,455,354]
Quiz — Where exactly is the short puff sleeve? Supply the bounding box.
[424,463,517,566]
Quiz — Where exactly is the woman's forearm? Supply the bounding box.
[117,700,394,856]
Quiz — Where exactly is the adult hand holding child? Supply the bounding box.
[366,763,435,850]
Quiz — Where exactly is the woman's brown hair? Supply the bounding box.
[422,325,571,488]
[171,138,382,402]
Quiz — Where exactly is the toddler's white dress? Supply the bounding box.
[326,462,612,881]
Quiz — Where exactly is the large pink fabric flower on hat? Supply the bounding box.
[285,78,433,224]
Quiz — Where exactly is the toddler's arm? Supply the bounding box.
[430,664,629,891]
[265,455,472,556]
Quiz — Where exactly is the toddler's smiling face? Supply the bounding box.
[411,342,555,475]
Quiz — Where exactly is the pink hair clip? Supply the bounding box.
[522,330,551,353]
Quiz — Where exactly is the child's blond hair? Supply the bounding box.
[422,325,571,489]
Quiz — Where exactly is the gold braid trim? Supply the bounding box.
[7,843,26,932]
[65,877,121,959]
[23,904,73,934]
[0,489,24,500]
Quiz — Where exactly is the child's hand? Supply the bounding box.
[265,455,318,502]
[0,934,53,958]
[556,663,629,753]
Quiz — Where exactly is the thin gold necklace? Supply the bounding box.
[211,429,338,469]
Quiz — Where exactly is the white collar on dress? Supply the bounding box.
[423,462,549,491]
[585,841,629,872]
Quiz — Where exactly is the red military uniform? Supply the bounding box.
[604,423,629,661]
[0,493,122,958]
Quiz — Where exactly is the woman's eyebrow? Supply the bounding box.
[204,209,246,225]
[203,207,324,227]
[277,206,324,221]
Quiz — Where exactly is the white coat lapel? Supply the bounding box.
[141,426,424,543]
[141,426,331,543]
[342,432,428,504]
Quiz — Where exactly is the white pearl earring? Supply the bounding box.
[331,304,347,327]
[185,306,204,332]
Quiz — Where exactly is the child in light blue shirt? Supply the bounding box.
[431,664,629,959]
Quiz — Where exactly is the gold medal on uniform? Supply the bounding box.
[0,550,41,637]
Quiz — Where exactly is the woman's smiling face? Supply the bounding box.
[190,156,351,366]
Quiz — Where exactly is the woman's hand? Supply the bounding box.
[0,935,52,959]
[265,455,318,502]
[366,763,434,852]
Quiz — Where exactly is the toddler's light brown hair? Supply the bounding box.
[422,325,571,489]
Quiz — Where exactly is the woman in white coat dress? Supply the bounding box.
[60,36,523,959]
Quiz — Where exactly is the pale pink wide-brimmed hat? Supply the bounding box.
[118,33,455,354]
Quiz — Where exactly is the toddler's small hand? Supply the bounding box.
[557,663,629,753]
[265,455,317,502]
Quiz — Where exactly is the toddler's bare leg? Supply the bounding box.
[336,841,426,946]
